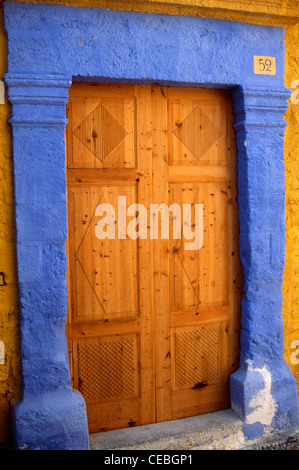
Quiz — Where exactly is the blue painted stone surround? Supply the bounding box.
[3,1,299,450]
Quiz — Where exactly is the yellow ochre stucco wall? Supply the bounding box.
[0,2,20,444]
[283,23,299,390]
[0,0,298,443]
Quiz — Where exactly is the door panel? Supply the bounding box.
[67,86,136,168]
[66,83,241,432]
[66,84,155,432]
[151,85,241,422]
[167,96,227,166]
[68,184,139,321]
[168,181,228,311]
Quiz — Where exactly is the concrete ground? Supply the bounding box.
[89,409,299,451]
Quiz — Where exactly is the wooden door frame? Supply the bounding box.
[4,1,299,449]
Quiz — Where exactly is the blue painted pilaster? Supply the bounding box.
[230,86,299,441]
[6,75,90,450]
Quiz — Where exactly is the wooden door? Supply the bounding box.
[66,83,241,433]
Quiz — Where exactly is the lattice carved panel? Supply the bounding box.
[173,323,228,390]
[76,335,139,401]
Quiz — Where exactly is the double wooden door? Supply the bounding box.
[66,83,241,433]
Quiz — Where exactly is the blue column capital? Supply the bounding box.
[4,73,72,126]
[231,85,291,131]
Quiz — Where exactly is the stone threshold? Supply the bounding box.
[89,409,299,450]
[89,409,247,450]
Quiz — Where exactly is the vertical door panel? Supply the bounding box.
[152,85,241,421]
[66,84,155,432]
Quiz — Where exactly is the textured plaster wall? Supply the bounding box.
[283,23,299,392]
[0,0,298,444]
[0,3,20,443]
[6,0,299,26]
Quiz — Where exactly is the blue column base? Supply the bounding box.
[230,360,299,442]
[12,390,90,450]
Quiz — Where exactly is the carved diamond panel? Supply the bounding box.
[172,105,219,161]
[73,103,128,162]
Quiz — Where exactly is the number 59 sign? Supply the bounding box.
[254,56,276,75]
